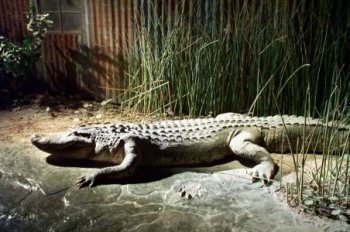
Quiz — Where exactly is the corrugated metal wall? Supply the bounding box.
[0,0,265,99]
[87,0,133,100]
[39,0,134,100]
[42,34,81,93]
[0,0,29,43]
[0,0,133,99]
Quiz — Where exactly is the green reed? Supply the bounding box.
[122,0,349,118]
[121,0,350,215]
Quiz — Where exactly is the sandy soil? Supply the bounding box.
[0,95,156,143]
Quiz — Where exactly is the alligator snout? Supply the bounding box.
[31,131,95,160]
[30,132,71,151]
[31,133,46,146]
[31,133,61,152]
[31,133,43,141]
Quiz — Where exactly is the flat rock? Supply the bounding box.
[0,141,349,231]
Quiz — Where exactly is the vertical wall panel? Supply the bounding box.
[88,0,132,100]
[0,0,29,44]
[0,0,273,100]
[42,34,81,93]
[0,0,228,99]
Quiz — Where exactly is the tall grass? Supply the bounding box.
[122,0,350,118]
[284,86,350,218]
[120,0,350,217]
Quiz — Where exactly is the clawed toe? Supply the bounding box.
[248,162,275,185]
[76,175,96,188]
[77,176,85,184]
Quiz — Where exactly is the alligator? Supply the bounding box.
[31,113,349,188]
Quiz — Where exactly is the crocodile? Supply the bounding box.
[31,113,349,188]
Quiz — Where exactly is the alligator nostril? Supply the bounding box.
[32,134,41,138]
[31,134,43,143]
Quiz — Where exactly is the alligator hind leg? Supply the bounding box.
[228,129,277,182]
[77,138,140,188]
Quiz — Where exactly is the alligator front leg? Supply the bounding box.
[229,129,277,183]
[77,138,141,188]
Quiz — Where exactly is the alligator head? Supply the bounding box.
[31,129,96,160]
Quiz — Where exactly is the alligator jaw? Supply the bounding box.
[31,132,95,160]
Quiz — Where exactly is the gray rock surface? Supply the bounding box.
[0,140,349,231]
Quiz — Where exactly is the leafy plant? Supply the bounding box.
[0,5,52,88]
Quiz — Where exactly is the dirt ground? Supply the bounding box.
[0,95,156,143]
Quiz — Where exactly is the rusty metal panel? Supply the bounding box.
[0,0,238,99]
[1,0,264,99]
[87,0,133,100]
[42,34,81,93]
[0,0,30,43]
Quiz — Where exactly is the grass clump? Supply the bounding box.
[283,79,350,220]
[120,0,350,220]
[122,0,349,118]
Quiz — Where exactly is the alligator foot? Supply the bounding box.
[77,174,98,188]
[248,163,279,186]
[229,129,277,184]
[248,161,276,183]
